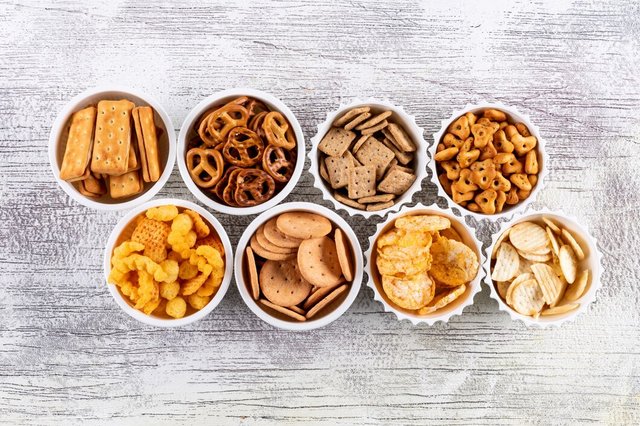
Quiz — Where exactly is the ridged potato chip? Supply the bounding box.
[546,226,560,256]
[531,263,564,306]
[541,303,579,316]
[382,270,435,310]
[429,236,478,287]
[558,245,577,284]
[496,281,510,299]
[492,242,519,282]
[505,272,534,306]
[517,249,551,262]
[563,270,589,302]
[509,279,544,316]
[509,222,548,253]
[542,217,561,234]
[418,283,466,315]
[561,229,585,261]
[394,215,450,233]
[491,228,510,259]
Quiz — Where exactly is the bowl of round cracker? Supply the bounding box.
[177,88,305,216]
[430,102,548,222]
[49,85,176,211]
[485,209,602,327]
[365,203,484,325]
[310,98,428,218]
[234,202,363,330]
[103,198,233,327]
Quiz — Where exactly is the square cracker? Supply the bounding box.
[91,99,134,175]
[377,166,416,195]
[386,123,416,152]
[382,137,413,165]
[347,165,376,199]
[318,127,355,157]
[324,156,350,189]
[354,136,395,180]
[60,106,97,181]
[133,106,160,182]
[109,170,143,199]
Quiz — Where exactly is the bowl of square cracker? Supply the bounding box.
[234,202,363,330]
[310,99,428,217]
[49,86,176,210]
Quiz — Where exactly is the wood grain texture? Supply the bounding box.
[1,0,639,424]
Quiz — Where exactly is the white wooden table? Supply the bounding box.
[1,1,638,424]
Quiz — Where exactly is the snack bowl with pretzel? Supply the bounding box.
[430,102,548,221]
[49,86,176,210]
[178,88,305,215]
[234,202,363,330]
[103,198,233,327]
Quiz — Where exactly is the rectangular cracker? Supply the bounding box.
[127,142,139,172]
[83,173,106,196]
[347,165,376,199]
[318,127,355,157]
[60,106,97,181]
[377,166,416,195]
[358,193,395,204]
[324,156,350,189]
[109,170,143,199]
[366,200,395,211]
[133,106,160,183]
[387,123,416,152]
[354,136,395,180]
[91,100,134,175]
[334,192,366,210]
[382,137,413,165]
[343,150,361,168]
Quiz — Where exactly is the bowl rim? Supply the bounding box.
[429,101,549,222]
[483,207,603,328]
[177,88,305,216]
[48,85,177,211]
[234,201,363,331]
[103,198,234,327]
[309,98,428,218]
[365,202,485,325]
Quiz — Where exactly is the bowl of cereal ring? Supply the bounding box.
[103,198,233,327]
[178,88,305,216]
[365,203,484,325]
[430,102,548,220]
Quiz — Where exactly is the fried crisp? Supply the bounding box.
[184,209,210,238]
[166,297,187,319]
[382,271,435,310]
[418,284,466,314]
[429,236,479,287]
[146,205,179,222]
[394,215,450,233]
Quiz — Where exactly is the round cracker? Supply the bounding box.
[418,283,466,315]
[302,280,343,310]
[263,218,302,249]
[558,244,578,284]
[259,299,306,321]
[541,303,579,316]
[305,284,349,319]
[564,269,589,302]
[277,212,332,240]
[561,229,586,261]
[259,259,312,307]
[530,263,563,306]
[297,237,343,287]
[250,234,295,261]
[246,246,260,300]
[509,222,548,253]
[492,242,519,282]
[256,225,297,255]
[509,279,545,316]
[334,229,353,282]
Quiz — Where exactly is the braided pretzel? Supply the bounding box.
[249,111,268,140]
[222,127,264,167]
[233,168,276,207]
[263,111,296,150]
[206,104,249,146]
[262,145,296,183]
[186,148,224,188]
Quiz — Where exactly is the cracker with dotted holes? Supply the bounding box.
[259,259,312,306]
[347,165,376,199]
[377,166,416,195]
[297,236,343,288]
[91,100,134,175]
[109,170,142,199]
[318,127,356,157]
[60,106,97,181]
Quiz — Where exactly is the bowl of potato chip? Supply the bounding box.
[365,203,484,325]
[103,199,233,327]
[430,102,548,221]
[485,209,602,327]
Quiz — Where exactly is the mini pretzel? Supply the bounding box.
[197,109,220,147]
[233,168,276,207]
[186,147,224,188]
[222,127,264,167]
[249,111,268,139]
[213,166,239,201]
[263,111,295,150]
[206,104,250,146]
[222,168,243,206]
[262,145,296,183]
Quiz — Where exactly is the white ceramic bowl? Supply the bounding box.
[310,98,428,218]
[49,86,176,211]
[103,198,233,327]
[484,208,602,328]
[234,202,363,331]
[365,203,485,325]
[177,88,305,216]
[430,101,548,222]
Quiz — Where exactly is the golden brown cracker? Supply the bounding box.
[91,99,134,175]
[133,106,161,183]
[60,106,97,181]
